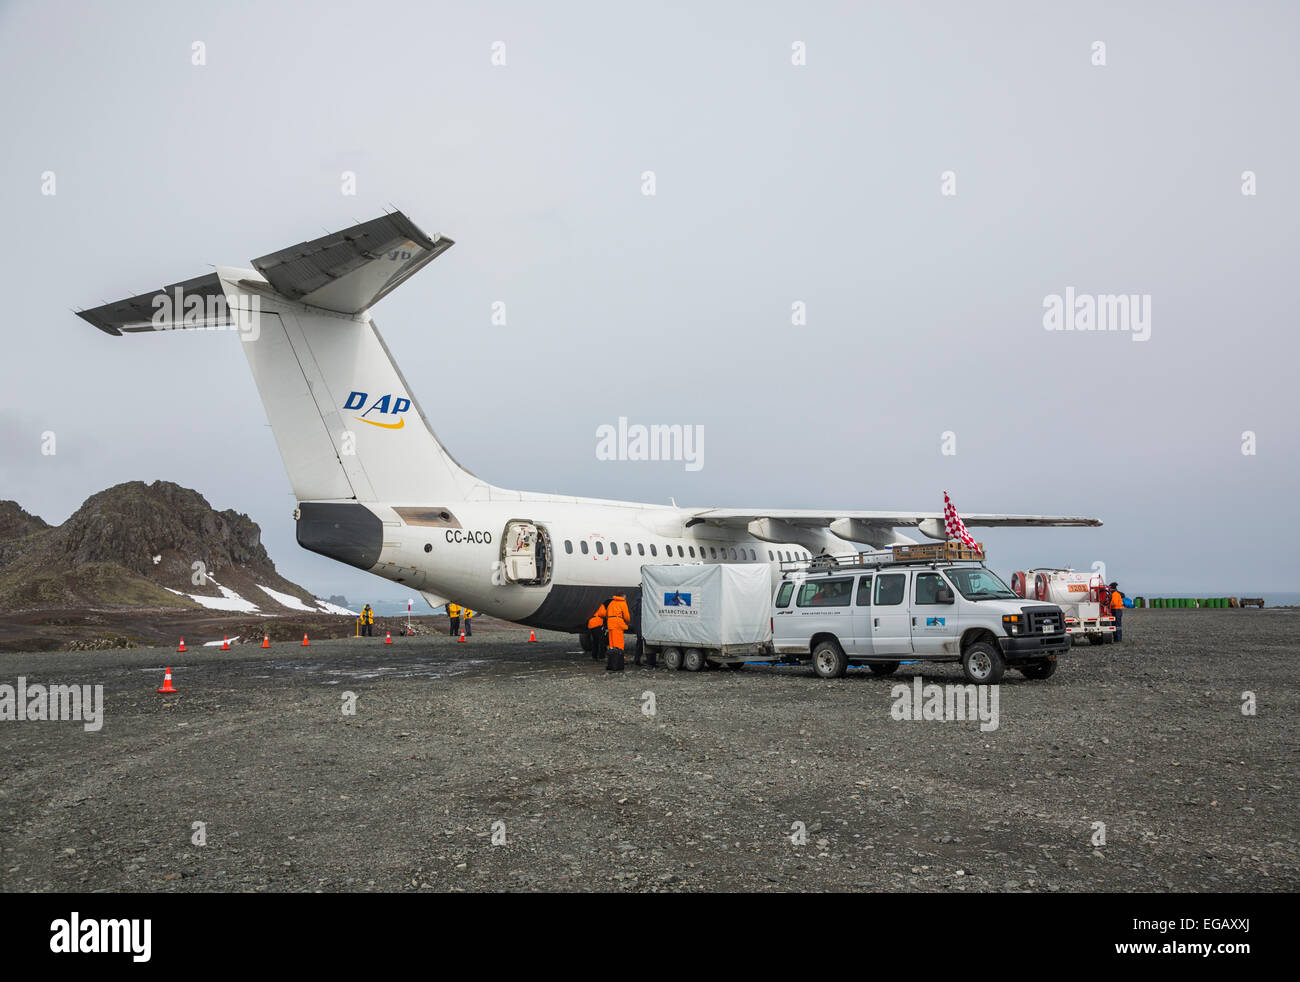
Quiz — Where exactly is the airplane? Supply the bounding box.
[78,212,1101,642]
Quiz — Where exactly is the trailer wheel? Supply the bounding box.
[1020,659,1058,680]
[812,640,848,679]
[868,662,900,677]
[961,642,1005,685]
[683,648,705,672]
[579,630,593,653]
[662,647,683,671]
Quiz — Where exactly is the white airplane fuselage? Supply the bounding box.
[342,497,830,632]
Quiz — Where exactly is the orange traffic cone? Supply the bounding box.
[156,667,178,694]
[528,630,537,642]
[458,628,466,643]
[261,635,270,648]
[384,631,393,645]
[221,636,230,651]
[301,633,310,647]
[177,638,186,652]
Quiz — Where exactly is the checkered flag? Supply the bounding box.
[943,491,980,550]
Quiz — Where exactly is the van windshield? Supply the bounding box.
[945,567,1018,601]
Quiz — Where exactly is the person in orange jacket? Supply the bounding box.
[1109,582,1124,643]
[586,602,607,661]
[605,594,631,672]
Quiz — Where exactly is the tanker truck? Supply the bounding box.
[1010,569,1116,645]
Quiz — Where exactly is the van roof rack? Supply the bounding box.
[779,540,985,576]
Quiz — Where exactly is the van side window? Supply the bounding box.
[775,582,795,608]
[914,572,944,604]
[856,575,873,606]
[874,573,905,606]
[796,577,853,607]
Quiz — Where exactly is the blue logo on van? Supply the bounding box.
[926,617,946,627]
[664,591,692,607]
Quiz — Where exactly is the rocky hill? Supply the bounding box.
[0,481,348,615]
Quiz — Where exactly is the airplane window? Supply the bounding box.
[565,540,573,554]
[710,547,717,558]
[688,547,696,558]
[768,550,774,561]
[650,544,657,557]
[677,546,684,557]
[611,541,619,555]
[580,541,588,554]
[749,549,757,561]
[730,548,738,560]
[637,543,645,556]
[624,542,631,555]
[596,541,604,555]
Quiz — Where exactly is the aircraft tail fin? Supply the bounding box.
[77,212,480,506]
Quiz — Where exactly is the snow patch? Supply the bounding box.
[313,598,357,616]
[203,636,241,647]
[181,580,260,613]
[257,584,315,612]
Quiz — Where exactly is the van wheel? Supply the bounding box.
[812,640,848,679]
[868,662,900,677]
[961,642,1005,685]
[683,648,705,672]
[1020,660,1058,680]
[662,647,683,671]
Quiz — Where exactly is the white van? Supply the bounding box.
[771,558,1068,684]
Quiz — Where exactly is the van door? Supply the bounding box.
[871,571,913,655]
[851,573,874,657]
[910,570,958,657]
[794,576,855,651]
[771,580,798,652]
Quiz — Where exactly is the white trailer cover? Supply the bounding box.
[640,564,773,646]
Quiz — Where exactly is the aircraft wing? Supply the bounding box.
[684,509,1101,546]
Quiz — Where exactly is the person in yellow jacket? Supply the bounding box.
[1108,582,1124,643]
[447,602,462,637]
[586,602,607,661]
[462,607,475,638]
[358,603,375,637]
[604,594,631,672]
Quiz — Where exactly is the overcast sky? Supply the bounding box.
[1,0,1296,601]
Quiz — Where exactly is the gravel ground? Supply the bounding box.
[1,609,1296,892]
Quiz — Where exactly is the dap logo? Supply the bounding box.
[345,391,411,430]
[664,591,692,607]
